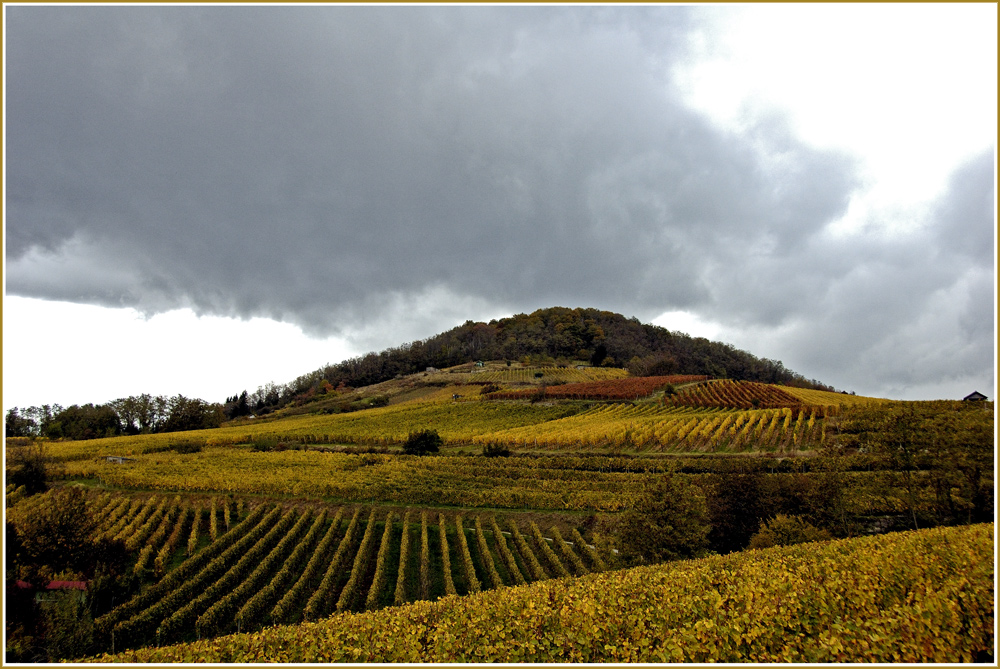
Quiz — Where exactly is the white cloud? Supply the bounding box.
[652,309,722,341]
[677,3,997,232]
[2,296,356,409]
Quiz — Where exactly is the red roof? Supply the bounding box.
[15,580,87,590]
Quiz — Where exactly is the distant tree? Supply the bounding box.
[161,395,224,433]
[46,404,122,440]
[5,408,36,438]
[109,396,142,435]
[12,405,62,438]
[250,382,285,413]
[224,391,252,420]
[106,394,169,434]
[402,429,442,456]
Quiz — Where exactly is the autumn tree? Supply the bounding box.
[614,472,712,565]
[8,487,95,585]
[705,470,769,554]
[6,441,49,496]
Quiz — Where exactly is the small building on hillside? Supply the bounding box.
[104,456,136,464]
[15,580,87,604]
[963,391,988,401]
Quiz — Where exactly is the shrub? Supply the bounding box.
[748,514,832,549]
[251,437,277,452]
[169,439,204,454]
[402,430,442,456]
[481,443,511,458]
[6,442,49,495]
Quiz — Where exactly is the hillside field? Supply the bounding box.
[4,363,994,662]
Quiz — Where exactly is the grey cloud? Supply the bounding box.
[705,148,995,398]
[932,149,995,266]
[6,6,992,399]
[6,6,857,332]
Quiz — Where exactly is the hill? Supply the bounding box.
[6,385,992,660]
[267,307,833,414]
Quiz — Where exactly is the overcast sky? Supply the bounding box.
[4,4,996,409]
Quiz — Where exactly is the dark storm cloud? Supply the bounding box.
[6,6,855,327]
[5,6,993,397]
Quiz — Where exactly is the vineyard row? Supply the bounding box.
[94,522,994,663]
[85,496,605,653]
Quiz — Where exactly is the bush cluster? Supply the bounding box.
[402,430,442,456]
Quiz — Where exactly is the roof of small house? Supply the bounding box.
[963,391,988,401]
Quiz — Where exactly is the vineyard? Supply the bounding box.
[485,375,707,400]
[48,446,959,519]
[35,377,888,463]
[59,448,647,511]
[6,361,993,663]
[92,522,994,663]
[473,403,833,453]
[38,400,581,459]
[6,488,606,655]
[668,379,809,409]
[782,386,889,407]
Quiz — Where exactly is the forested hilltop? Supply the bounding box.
[5,307,835,438]
[311,307,833,393]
